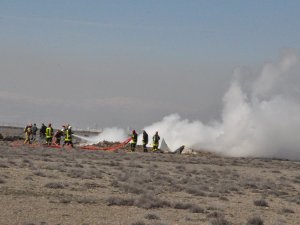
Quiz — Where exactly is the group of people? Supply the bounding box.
[130,130,160,152]
[24,123,74,147]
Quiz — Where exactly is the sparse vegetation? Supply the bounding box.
[254,199,269,207]
[0,127,299,225]
[210,218,231,225]
[44,182,64,189]
[246,216,264,225]
[145,213,160,220]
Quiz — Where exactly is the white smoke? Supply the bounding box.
[76,127,128,145]
[85,51,300,159]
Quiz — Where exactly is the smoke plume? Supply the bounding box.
[86,51,300,159]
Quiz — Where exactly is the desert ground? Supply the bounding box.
[0,126,299,225]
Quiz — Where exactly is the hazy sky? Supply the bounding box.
[1,0,300,129]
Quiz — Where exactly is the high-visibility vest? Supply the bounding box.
[65,129,72,141]
[46,127,53,138]
[153,134,160,145]
[132,133,137,144]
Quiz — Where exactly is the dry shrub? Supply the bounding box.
[207,211,224,219]
[44,182,64,189]
[254,199,269,207]
[246,216,264,225]
[83,182,101,189]
[85,169,103,179]
[219,196,229,201]
[189,205,205,213]
[67,169,85,178]
[145,213,160,220]
[0,162,9,168]
[134,194,171,209]
[173,202,192,209]
[33,171,47,177]
[0,178,5,184]
[281,208,294,213]
[131,222,145,225]
[60,197,72,204]
[120,184,145,195]
[210,218,231,225]
[106,196,134,206]
[186,186,207,196]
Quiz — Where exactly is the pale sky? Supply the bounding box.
[1,0,300,129]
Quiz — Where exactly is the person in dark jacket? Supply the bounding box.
[54,126,65,145]
[39,123,47,140]
[130,130,138,152]
[142,130,148,152]
[31,123,38,141]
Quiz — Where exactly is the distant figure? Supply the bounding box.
[54,126,65,145]
[31,123,38,141]
[39,123,47,140]
[24,124,32,144]
[130,130,138,152]
[152,131,160,152]
[63,125,74,148]
[45,123,53,146]
[142,130,148,152]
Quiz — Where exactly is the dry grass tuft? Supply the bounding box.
[246,216,264,225]
[44,182,64,189]
[253,199,269,207]
[145,213,160,220]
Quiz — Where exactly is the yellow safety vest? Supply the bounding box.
[46,127,53,138]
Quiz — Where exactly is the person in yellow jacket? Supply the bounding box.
[45,123,54,146]
[24,124,32,144]
[152,131,160,152]
[63,125,74,148]
[130,130,138,152]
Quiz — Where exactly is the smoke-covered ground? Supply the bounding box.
[81,51,300,160]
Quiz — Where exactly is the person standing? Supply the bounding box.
[142,130,148,152]
[152,131,160,152]
[130,130,138,152]
[31,123,38,141]
[45,123,53,146]
[63,125,74,148]
[54,126,65,145]
[39,123,47,140]
[24,124,32,144]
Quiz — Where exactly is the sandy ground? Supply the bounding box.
[0,126,300,225]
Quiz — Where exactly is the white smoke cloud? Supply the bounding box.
[85,51,300,159]
[76,127,128,145]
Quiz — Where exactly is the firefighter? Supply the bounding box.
[152,131,160,152]
[24,124,32,144]
[142,130,148,152]
[130,130,138,152]
[39,123,47,140]
[31,123,38,141]
[45,123,53,146]
[54,126,65,145]
[63,125,74,148]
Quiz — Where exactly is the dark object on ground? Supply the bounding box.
[172,145,185,154]
[0,133,3,139]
